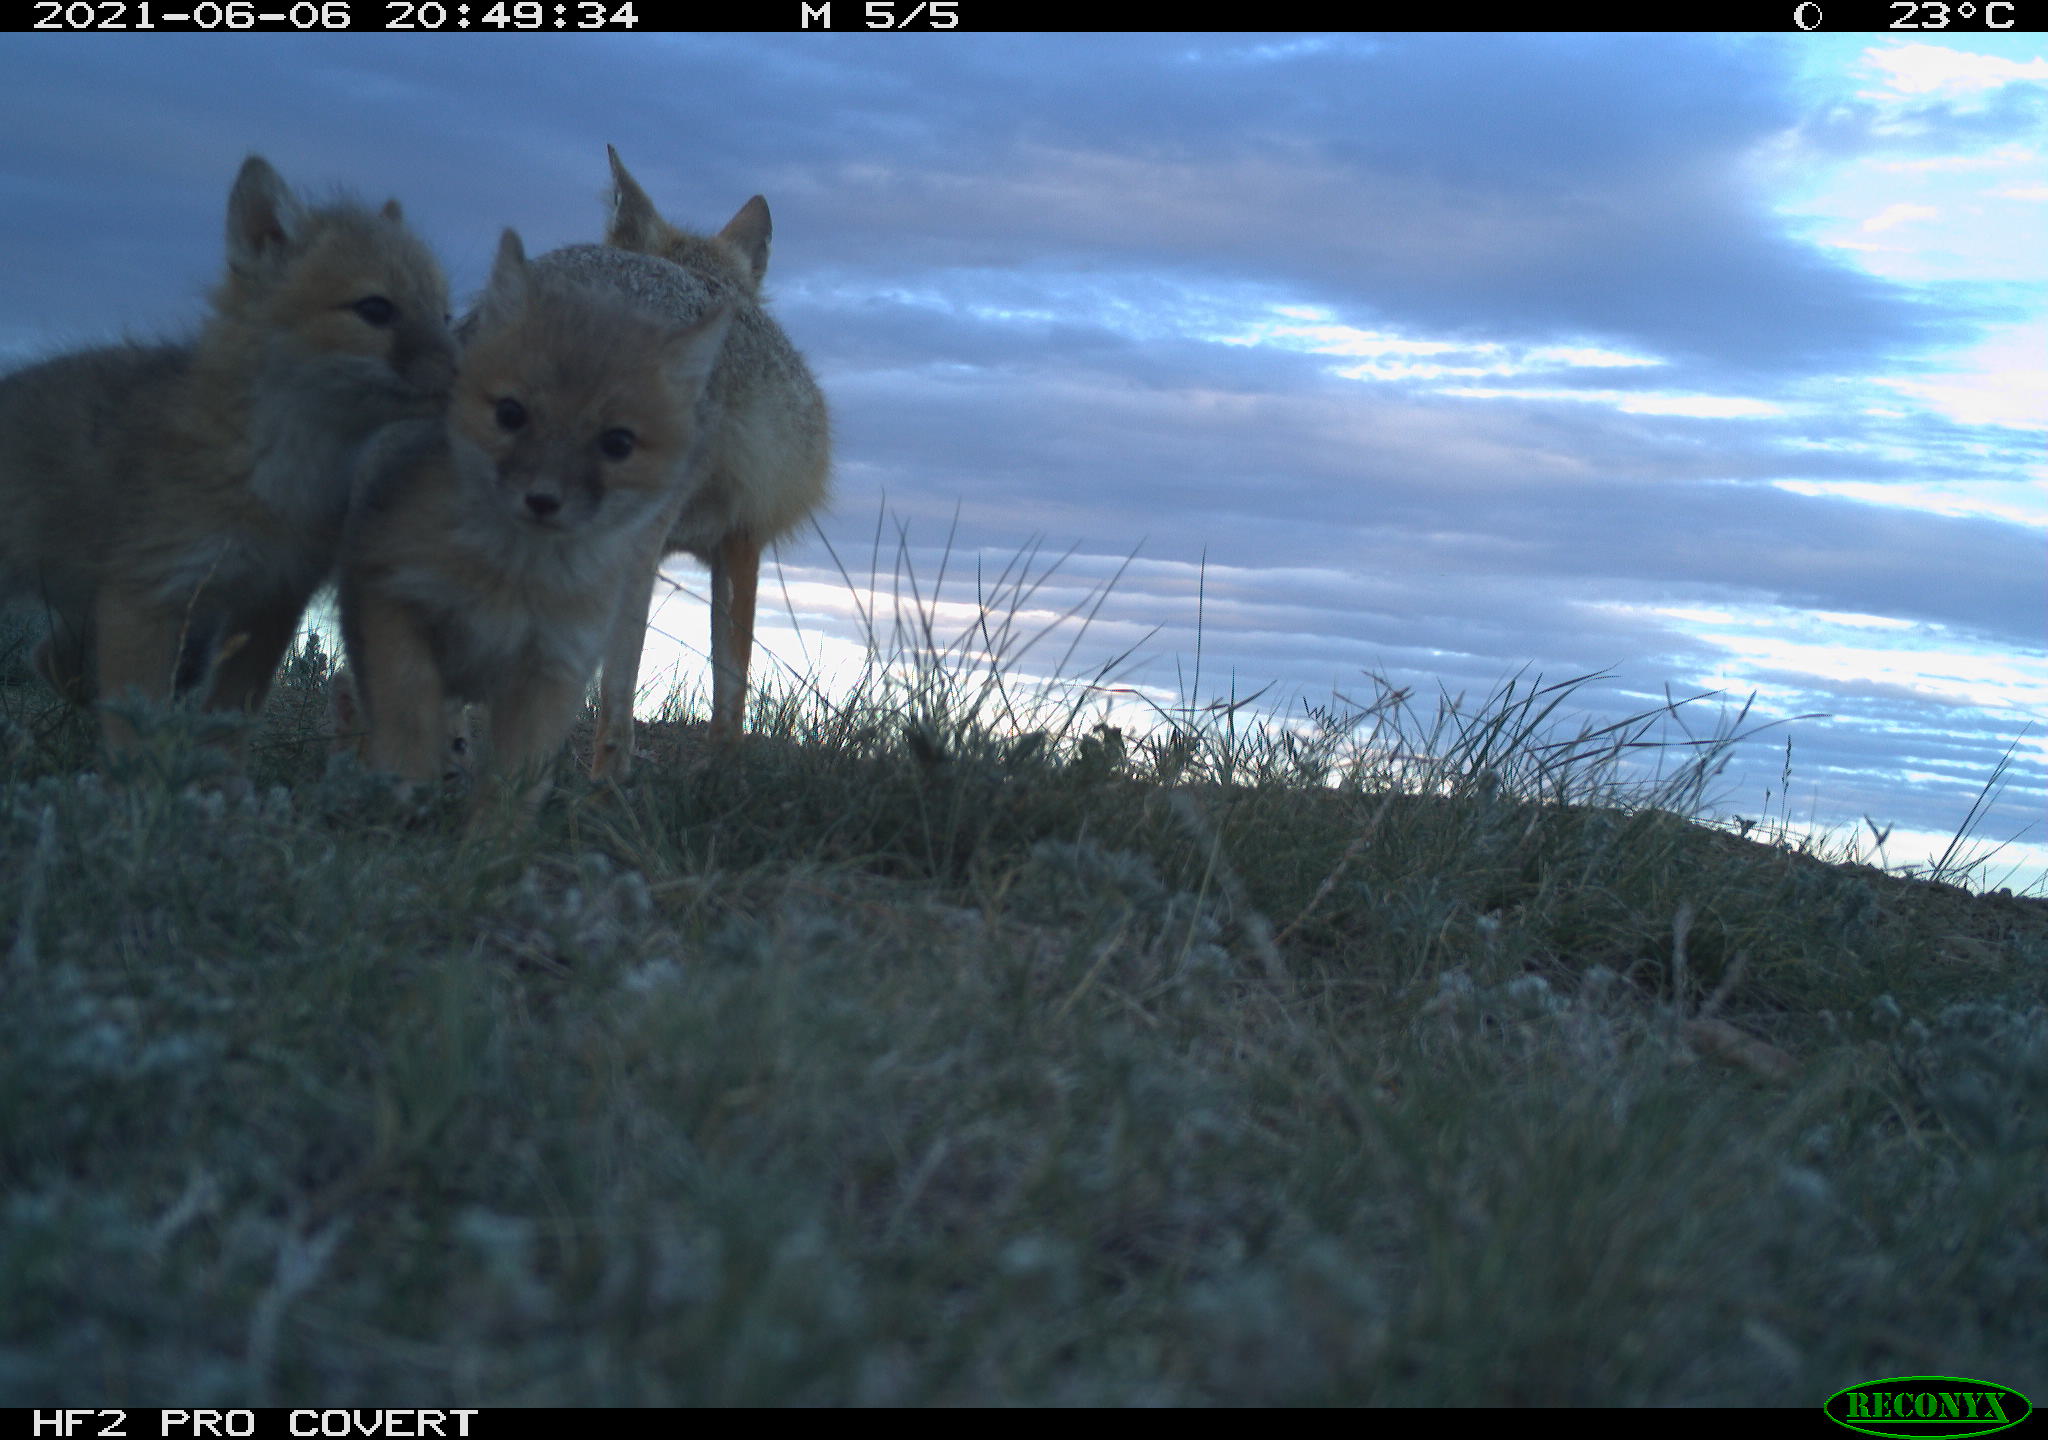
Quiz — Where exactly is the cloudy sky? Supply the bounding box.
[1,32,2042,889]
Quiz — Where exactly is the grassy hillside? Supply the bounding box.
[2,609,2043,1406]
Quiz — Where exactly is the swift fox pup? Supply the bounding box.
[338,230,729,809]
[0,155,454,749]
[533,145,829,770]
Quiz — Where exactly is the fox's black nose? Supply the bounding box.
[525,492,561,520]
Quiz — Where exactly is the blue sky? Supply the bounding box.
[1,32,2042,888]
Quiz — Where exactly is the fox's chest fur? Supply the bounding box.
[377,513,639,706]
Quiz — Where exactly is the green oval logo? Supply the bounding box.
[1826,1376,2033,1439]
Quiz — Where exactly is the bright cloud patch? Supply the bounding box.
[1770,43,2047,285]
[1860,42,2048,98]
[1217,306,1664,386]
[1629,598,2045,717]
[1864,314,2048,432]
[1773,478,2048,529]
[1862,202,1939,232]
[1439,387,1783,419]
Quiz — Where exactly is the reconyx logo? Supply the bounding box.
[1826,1376,2032,1439]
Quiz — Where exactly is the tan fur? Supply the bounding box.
[326,663,470,780]
[0,156,454,750]
[339,231,730,816]
[542,145,830,768]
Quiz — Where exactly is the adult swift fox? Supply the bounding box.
[542,145,829,770]
[0,156,454,748]
[338,231,729,810]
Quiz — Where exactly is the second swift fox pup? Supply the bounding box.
[533,145,830,770]
[338,231,730,810]
[0,156,454,748]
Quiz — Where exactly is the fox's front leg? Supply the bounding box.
[347,587,450,787]
[591,526,669,781]
[708,529,761,741]
[206,595,308,724]
[330,666,468,781]
[94,585,192,751]
[478,665,585,816]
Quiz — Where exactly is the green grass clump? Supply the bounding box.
[1,547,2043,1405]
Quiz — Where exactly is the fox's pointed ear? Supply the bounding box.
[493,228,528,272]
[474,228,531,330]
[226,155,305,270]
[605,145,668,254]
[660,302,733,400]
[717,196,772,285]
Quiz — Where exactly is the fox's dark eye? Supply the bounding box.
[599,428,637,459]
[352,296,397,327]
[495,398,527,431]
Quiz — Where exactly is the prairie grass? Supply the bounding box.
[1,546,2043,1406]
